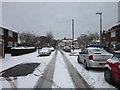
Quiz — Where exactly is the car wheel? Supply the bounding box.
[104,68,112,83]
[77,57,80,63]
[77,57,82,64]
[84,61,89,70]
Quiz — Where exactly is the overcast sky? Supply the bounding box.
[2,2,118,39]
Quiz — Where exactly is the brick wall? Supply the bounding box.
[3,29,18,47]
[0,42,3,58]
[102,24,120,50]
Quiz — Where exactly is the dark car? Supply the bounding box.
[63,46,71,52]
[88,44,100,48]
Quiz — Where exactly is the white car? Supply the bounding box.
[49,47,55,51]
[77,47,112,70]
[70,49,81,56]
[38,47,51,56]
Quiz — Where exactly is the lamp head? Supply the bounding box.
[96,12,102,15]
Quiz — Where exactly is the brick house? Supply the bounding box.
[102,24,120,50]
[58,38,79,49]
[0,26,18,58]
[0,28,4,58]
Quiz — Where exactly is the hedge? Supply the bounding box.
[11,47,36,56]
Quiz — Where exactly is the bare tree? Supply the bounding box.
[19,32,36,46]
[78,32,99,48]
[46,31,54,47]
[19,31,57,48]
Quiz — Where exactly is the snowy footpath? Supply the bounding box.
[0,51,55,88]
[65,53,118,89]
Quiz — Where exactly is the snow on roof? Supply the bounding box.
[92,40,100,42]
[62,40,72,42]
[0,24,18,33]
[62,38,78,42]
[106,23,120,32]
[11,47,35,49]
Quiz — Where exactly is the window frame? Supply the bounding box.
[8,31,13,37]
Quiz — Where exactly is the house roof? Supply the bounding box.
[0,25,18,33]
[108,24,120,32]
[63,38,73,40]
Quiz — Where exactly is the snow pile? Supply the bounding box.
[11,47,35,49]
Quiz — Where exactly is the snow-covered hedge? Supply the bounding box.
[11,47,36,56]
[11,47,35,49]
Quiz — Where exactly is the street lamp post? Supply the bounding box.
[57,33,59,49]
[72,19,75,51]
[96,12,102,48]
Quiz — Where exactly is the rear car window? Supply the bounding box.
[113,53,120,58]
[89,49,108,54]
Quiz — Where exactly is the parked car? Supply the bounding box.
[88,44,100,48]
[77,47,112,70]
[88,44,111,53]
[70,49,82,56]
[49,47,55,51]
[104,51,120,85]
[38,47,51,56]
[63,46,71,52]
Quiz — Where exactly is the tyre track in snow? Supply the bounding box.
[60,50,91,89]
[34,51,58,89]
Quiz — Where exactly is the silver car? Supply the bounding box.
[77,47,112,70]
[38,47,51,56]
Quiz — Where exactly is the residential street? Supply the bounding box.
[34,50,90,89]
[1,2,120,89]
[34,51,58,88]
[0,49,118,89]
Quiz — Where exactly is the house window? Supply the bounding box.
[8,42,13,47]
[14,42,17,47]
[111,31,116,37]
[8,31,13,37]
[0,28,3,35]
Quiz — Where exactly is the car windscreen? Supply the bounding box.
[89,49,108,54]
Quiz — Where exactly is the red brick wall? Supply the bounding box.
[102,25,120,50]
[3,29,18,47]
[0,35,2,39]
[0,41,4,58]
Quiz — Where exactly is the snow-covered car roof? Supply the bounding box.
[114,50,120,53]
[40,49,49,52]
[87,47,103,50]
[42,47,49,49]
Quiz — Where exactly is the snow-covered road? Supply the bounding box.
[52,51,75,88]
[34,50,89,88]
[34,51,58,88]
[0,50,118,89]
